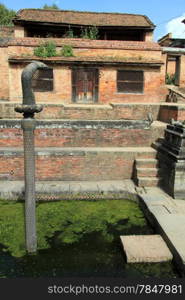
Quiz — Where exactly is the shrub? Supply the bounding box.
[64,28,75,38]
[80,26,99,39]
[61,45,74,57]
[34,41,57,58]
[88,26,99,40]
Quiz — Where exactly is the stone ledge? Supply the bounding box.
[0,119,151,129]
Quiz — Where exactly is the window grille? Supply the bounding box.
[117,70,144,93]
[32,68,53,92]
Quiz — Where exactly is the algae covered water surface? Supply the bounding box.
[0,199,178,278]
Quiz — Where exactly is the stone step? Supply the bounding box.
[120,235,172,263]
[0,147,157,181]
[136,158,159,168]
[137,177,162,187]
[136,167,161,177]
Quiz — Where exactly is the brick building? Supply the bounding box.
[158,32,185,86]
[0,9,167,104]
[0,9,185,196]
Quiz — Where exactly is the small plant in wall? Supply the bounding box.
[166,73,175,85]
[34,41,57,58]
[61,45,74,57]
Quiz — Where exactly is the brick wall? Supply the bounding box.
[0,120,153,147]
[0,102,161,120]
[7,63,166,104]
[180,55,185,86]
[0,48,10,100]
[14,25,25,37]
[0,148,153,181]
[9,64,72,103]
[159,105,185,122]
[0,40,167,104]
[99,66,166,103]
[167,60,176,75]
[0,119,166,149]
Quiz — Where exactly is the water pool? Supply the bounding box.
[0,199,179,278]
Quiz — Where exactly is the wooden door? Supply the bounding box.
[72,68,98,103]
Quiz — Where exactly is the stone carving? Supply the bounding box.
[15,61,48,118]
[15,61,49,253]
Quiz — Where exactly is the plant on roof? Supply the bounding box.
[61,45,74,57]
[34,41,57,58]
[88,26,99,40]
[64,27,75,38]
[80,26,99,40]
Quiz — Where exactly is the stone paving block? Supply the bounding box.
[120,235,173,263]
[149,205,171,215]
[140,189,176,207]
[154,214,185,263]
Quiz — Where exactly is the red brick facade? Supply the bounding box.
[0,9,182,187]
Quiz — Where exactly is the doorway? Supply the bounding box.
[72,68,99,103]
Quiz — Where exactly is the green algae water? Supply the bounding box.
[0,199,179,278]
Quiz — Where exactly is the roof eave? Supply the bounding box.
[8,56,163,67]
[13,19,154,29]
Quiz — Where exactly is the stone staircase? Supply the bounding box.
[134,157,162,187]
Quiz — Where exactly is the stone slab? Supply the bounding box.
[120,235,173,263]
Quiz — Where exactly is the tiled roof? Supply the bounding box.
[2,37,161,50]
[13,9,155,28]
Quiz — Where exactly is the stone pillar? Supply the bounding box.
[22,118,37,253]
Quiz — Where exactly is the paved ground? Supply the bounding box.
[137,187,185,276]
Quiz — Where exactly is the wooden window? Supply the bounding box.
[32,68,53,92]
[117,70,144,93]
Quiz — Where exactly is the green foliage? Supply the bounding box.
[34,41,57,57]
[88,26,99,40]
[64,28,75,38]
[61,44,74,57]
[42,3,59,10]
[0,199,147,257]
[166,73,175,85]
[0,3,16,25]
[80,28,89,39]
[80,26,99,39]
